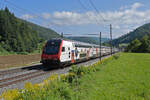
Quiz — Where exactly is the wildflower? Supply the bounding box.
[24,82,33,91]
[43,79,49,86]
[48,74,58,81]
[68,72,75,76]
[33,84,40,90]
[21,89,25,93]
[60,74,66,81]
[38,82,45,87]
[1,89,20,100]
[81,72,84,76]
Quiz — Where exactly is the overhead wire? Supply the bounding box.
[2,1,44,27]
[88,0,142,30]
[77,0,110,38]
[88,0,112,32]
[79,0,148,38]
[4,0,43,20]
[2,0,60,30]
[77,0,110,28]
[1,0,114,36]
[89,0,106,22]
[77,0,103,26]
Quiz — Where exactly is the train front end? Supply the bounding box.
[41,39,63,66]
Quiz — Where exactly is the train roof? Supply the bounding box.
[49,38,110,48]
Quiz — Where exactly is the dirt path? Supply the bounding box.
[0,54,41,70]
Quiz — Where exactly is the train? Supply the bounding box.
[41,38,118,67]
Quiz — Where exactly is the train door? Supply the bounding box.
[86,48,90,59]
[61,46,67,62]
[61,46,71,61]
[71,50,75,63]
[96,48,98,57]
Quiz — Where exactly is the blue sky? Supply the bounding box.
[0,0,150,38]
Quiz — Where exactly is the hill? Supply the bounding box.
[0,8,39,53]
[67,37,109,44]
[112,23,150,46]
[26,22,60,40]
[0,7,60,53]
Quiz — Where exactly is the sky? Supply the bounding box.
[0,0,150,38]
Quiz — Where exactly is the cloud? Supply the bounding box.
[45,2,148,27]
[52,11,83,25]
[21,14,36,20]
[131,2,143,10]
[21,2,147,27]
[113,25,120,29]
[120,5,129,10]
[42,13,51,19]
[21,2,150,38]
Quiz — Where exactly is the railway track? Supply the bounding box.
[0,68,24,76]
[0,64,41,76]
[0,68,58,88]
[0,54,115,90]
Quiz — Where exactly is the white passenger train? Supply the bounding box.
[41,38,118,67]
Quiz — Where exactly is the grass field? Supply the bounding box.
[1,53,150,100]
[77,53,150,100]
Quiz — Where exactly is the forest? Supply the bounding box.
[0,7,60,53]
[125,35,150,53]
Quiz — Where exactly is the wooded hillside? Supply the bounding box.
[112,23,150,46]
[0,8,39,53]
[0,8,60,53]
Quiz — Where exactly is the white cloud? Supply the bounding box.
[45,2,148,27]
[21,2,148,27]
[52,11,83,25]
[120,5,129,10]
[21,2,150,38]
[42,13,51,19]
[131,2,143,10]
[113,25,120,29]
[21,14,36,20]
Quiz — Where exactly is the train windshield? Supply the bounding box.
[43,40,61,55]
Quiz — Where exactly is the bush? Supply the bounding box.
[112,54,120,59]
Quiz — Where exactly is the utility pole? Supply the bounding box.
[99,32,101,62]
[110,24,112,55]
[61,32,63,38]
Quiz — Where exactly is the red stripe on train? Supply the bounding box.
[41,54,58,60]
[58,40,63,60]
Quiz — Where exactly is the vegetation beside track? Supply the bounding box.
[1,53,150,100]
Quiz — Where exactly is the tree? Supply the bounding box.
[126,39,141,52]
[0,7,40,53]
[138,35,150,53]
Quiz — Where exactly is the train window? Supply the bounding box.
[68,47,70,50]
[62,47,65,52]
[69,52,70,58]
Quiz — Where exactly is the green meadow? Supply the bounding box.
[77,53,150,100]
